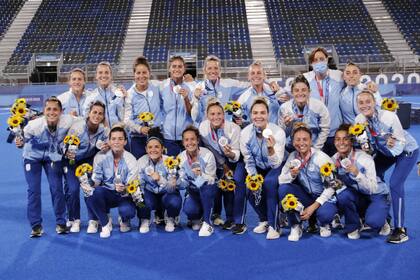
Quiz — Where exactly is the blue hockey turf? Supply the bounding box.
[0,111,419,280]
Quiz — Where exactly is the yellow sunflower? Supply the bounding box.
[246,181,261,191]
[224,103,232,112]
[381,98,398,112]
[219,179,228,190]
[64,135,80,146]
[15,98,26,105]
[138,112,154,122]
[11,103,27,116]
[320,163,334,177]
[127,179,140,194]
[75,163,92,177]
[226,181,236,191]
[281,194,299,211]
[245,175,252,183]
[7,115,23,128]
[255,174,264,183]
[164,156,177,169]
[349,123,365,136]
[72,136,80,146]
[231,101,241,110]
[225,170,233,179]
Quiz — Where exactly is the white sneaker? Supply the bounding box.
[100,220,112,238]
[119,220,131,233]
[66,220,73,228]
[165,217,175,232]
[266,226,281,240]
[87,220,98,234]
[198,222,214,237]
[347,229,360,240]
[320,225,331,237]
[192,219,202,231]
[139,219,150,234]
[253,221,268,234]
[379,221,391,236]
[212,215,225,226]
[70,219,80,233]
[288,224,303,242]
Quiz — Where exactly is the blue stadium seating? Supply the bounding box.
[382,0,420,56]
[0,0,26,40]
[264,0,393,64]
[143,0,253,66]
[4,0,133,73]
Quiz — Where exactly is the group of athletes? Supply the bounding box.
[13,47,419,243]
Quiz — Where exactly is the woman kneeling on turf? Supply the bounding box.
[179,126,217,237]
[278,124,338,241]
[332,124,390,239]
[137,128,182,233]
[83,126,138,238]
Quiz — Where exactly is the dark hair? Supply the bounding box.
[335,124,354,143]
[147,127,164,145]
[250,97,269,114]
[291,74,310,92]
[291,122,312,138]
[45,96,62,111]
[206,97,224,114]
[344,61,361,71]
[182,125,200,140]
[109,125,127,140]
[89,100,105,113]
[133,56,151,73]
[308,47,328,64]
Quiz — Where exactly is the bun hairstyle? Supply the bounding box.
[133,56,151,73]
[291,74,310,92]
[291,122,312,138]
[147,127,164,145]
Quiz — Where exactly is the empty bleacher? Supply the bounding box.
[264,0,393,65]
[4,0,134,74]
[0,0,26,40]
[143,0,253,67]
[382,0,420,56]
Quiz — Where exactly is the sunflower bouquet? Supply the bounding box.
[320,162,343,190]
[281,193,304,214]
[246,174,264,205]
[64,134,81,165]
[137,112,154,127]
[10,98,41,119]
[381,98,399,112]
[164,156,180,176]
[218,179,236,191]
[224,101,245,121]
[7,114,24,140]
[75,163,94,197]
[126,179,145,207]
[348,123,373,155]
[218,169,236,192]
